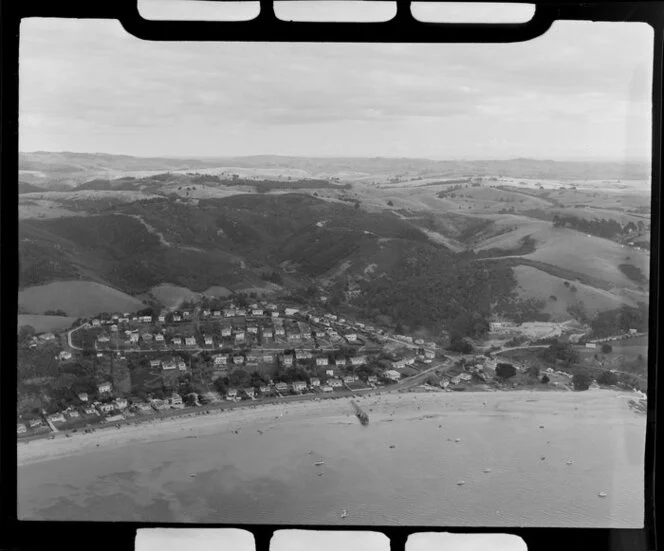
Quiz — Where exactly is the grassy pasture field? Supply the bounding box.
[17,314,77,333]
[513,265,638,321]
[147,283,201,309]
[18,281,145,317]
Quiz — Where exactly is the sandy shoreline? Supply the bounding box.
[17,389,640,468]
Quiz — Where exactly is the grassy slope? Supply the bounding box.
[18,281,145,317]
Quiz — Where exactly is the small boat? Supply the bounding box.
[457,480,465,486]
[190,474,197,478]
[454,438,461,443]
[598,492,607,498]
[317,472,324,477]
[566,460,573,465]
[389,445,396,449]
[483,468,492,473]
[315,461,325,466]
[341,509,348,518]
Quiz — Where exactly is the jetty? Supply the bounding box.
[351,400,369,426]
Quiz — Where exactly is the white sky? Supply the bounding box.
[135,528,255,551]
[19,16,652,160]
[271,530,390,551]
[407,532,528,551]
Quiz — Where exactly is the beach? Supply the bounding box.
[18,389,646,526]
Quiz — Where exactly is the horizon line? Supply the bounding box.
[19,150,652,164]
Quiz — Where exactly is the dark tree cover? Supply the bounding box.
[572,370,593,391]
[601,343,613,354]
[552,214,627,239]
[356,244,516,336]
[275,367,310,384]
[213,378,228,395]
[17,325,36,346]
[596,370,619,386]
[495,363,517,379]
[617,264,647,284]
[541,374,550,384]
[447,335,474,354]
[590,305,648,338]
[526,365,540,378]
[44,309,68,316]
[538,340,579,367]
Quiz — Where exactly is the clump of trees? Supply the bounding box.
[538,340,579,367]
[596,370,619,386]
[601,343,613,354]
[572,370,593,391]
[553,214,642,240]
[495,363,517,379]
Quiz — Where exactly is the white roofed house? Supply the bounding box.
[17,423,27,434]
[98,382,112,394]
[275,382,289,393]
[158,314,166,323]
[48,412,67,424]
[285,308,299,316]
[236,308,247,317]
[344,375,357,384]
[110,324,118,332]
[326,369,335,377]
[78,392,89,402]
[292,381,307,392]
[243,387,256,399]
[204,336,214,346]
[162,359,177,370]
[263,353,274,363]
[271,311,280,318]
[221,326,232,337]
[91,319,101,327]
[113,397,129,410]
[235,331,245,343]
[172,337,182,346]
[316,357,329,367]
[321,385,333,393]
[350,356,367,366]
[259,384,271,394]
[58,350,72,361]
[368,375,378,383]
[252,308,264,316]
[282,355,294,367]
[223,308,235,318]
[155,333,165,343]
[275,326,285,336]
[129,332,140,344]
[141,333,153,342]
[233,355,245,365]
[142,315,153,323]
[97,403,114,414]
[65,409,81,420]
[385,370,401,381]
[329,378,343,388]
[173,314,182,322]
[247,325,258,334]
[185,336,197,347]
[170,393,184,408]
[310,377,321,387]
[226,388,238,400]
[246,354,259,365]
[182,311,191,319]
[98,334,111,344]
[202,309,211,317]
[263,329,274,339]
[213,354,228,366]
[150,359,162,369]
[295,350,312,361]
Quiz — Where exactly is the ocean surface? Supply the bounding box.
[17,390,645,526]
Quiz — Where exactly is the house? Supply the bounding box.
[292,381,307,392]
[259,385,271,393]
[204,336,214,346]
[150,359,162,368]
[350,356,366,366]
[142,316,153,323]
[98,403,115,414]
[233,355,245,365]
[424,350,436,359]
[275,327,285,336]
[310,377,321,387]
[111,324,118,332]
[316,357,329,366]
[283,355,294,367]
[629,328,638,335]
[295,350,312,361]
[58,351,72,361]
[263,330,274,339]
[48,412,67,423]
[285,308,299,316]
[221,326,232,337]
[321,385,334,393]
[385,370,401,381]
[64,410,81,420]
[185,337,196,347]
[329,378,343,388]
[585,343,597,349]
[271,312,280,318]
[172,337,182,346]
[226,389,238,400]
[288,332,302,341]
[326,369,335,377]
[141,333,153,342]
[173,315,182,322]
[78,392,89,402]
[247,325,258,334]
[91,319,101,327]
[17,423,28,434]
[134,402,153,414]
[162,359,177,370]
[236,309,247,317]
[368,375,378,383]
[345,333,358,341]
[170,393,184,407]
[235,331,245,342]
[246,354,259,365]
[459,373,472,381]
[243,388,256,399]
[213,354,228,366]
[262,354,274,363]
[158,314,166,322]
[29,419,43,428]
[182,311,191,319]
[98,335,111,343]
[275,382,289,393]
[98,382,112,394]
[343,375,356,384]
[252,308,264,316]
[155,334,165,342]
[178,360,187,371]
[113,398,129,410]
[223,309,235,318]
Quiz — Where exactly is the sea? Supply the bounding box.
[17,390,645,527]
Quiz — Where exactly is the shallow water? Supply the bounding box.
[17,390,645,526]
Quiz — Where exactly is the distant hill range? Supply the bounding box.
[19,151,650,189]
